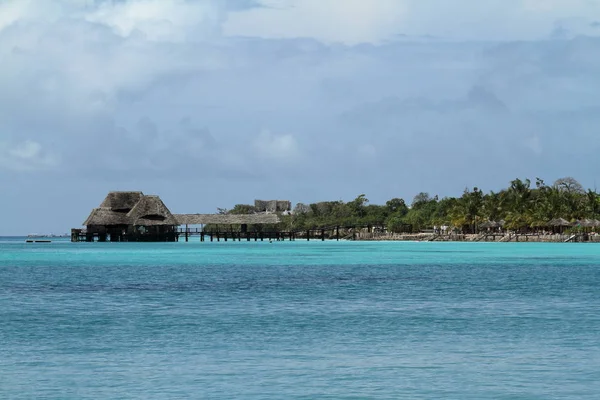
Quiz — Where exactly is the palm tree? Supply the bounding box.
[501,178,533,231]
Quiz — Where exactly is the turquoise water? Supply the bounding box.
[1,238,600,399]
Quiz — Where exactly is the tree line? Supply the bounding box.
[220,177,600,234]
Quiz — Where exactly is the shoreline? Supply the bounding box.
[354,232,597,243]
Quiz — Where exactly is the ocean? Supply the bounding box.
[1,238,599,399]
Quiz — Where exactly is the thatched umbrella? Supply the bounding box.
[548,218,572,233]
[548,218,571,226]
[574,219,593,228]
[480,221,499,229]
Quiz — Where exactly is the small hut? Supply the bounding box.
[480,220,500,231]
[548,218,572,234]
[82,191,178,242]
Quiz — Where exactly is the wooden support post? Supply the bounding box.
[201,232,204,242]
[307,230,310,241]
[185,224,189,242]
[321,229,325,241]
[336,226,340,241]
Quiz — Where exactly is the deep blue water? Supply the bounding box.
[1,238,600,399]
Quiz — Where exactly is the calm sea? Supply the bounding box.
[1,238,599,399]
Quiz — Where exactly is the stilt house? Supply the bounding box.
[81,191,178,241]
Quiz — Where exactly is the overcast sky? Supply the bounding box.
[2,0,600,235]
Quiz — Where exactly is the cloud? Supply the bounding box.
[226,0,600,43]
[0,140,60,172]
[225,0,407,44]
[253,129,300,161]
[84,0,223,42]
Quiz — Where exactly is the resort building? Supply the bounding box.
[77,192,179,242]
[72,191,286,242]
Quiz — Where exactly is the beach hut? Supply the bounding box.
[548,218,572,234]
[574,219,593,228]
[126,195,179,239]
[99,191,144,211]
[82,191,179,241]
[479,221,500,231]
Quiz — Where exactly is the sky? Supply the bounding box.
[2,0,600,235]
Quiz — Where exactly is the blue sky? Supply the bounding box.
[2,0,600,235]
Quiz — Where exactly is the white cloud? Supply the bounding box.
[85,0,223,42]
[9,140,42,159]
[0,140,60,171]
[225,0,600,43]
[253,129,300,160]
[225,0,407,44]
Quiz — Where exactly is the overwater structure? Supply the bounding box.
[72,191,285,242]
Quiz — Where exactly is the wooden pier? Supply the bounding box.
[71,226,344,243]
[177,226,341,242]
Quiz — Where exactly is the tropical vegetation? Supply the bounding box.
[219,177,600,234]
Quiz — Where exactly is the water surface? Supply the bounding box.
[1,239,599,399]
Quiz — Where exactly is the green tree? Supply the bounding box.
[348,194,369,219]
[386,198,408,215]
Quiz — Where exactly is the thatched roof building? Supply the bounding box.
[480,220,501,229]
[127,195,179,226]
[548,218,572,227]
[83,207,130,226]
[99,191,144,212]
[83,192,178,239]
[78,191,288,242]
[175,213,280,225]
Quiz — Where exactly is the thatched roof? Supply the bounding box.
[548,218,572,227]
[175,213,280,225]
[127,195,178,226]
[84,191,281,228]
[84,193,178,227]
[83,207,129,226]
[100,191,144,212]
